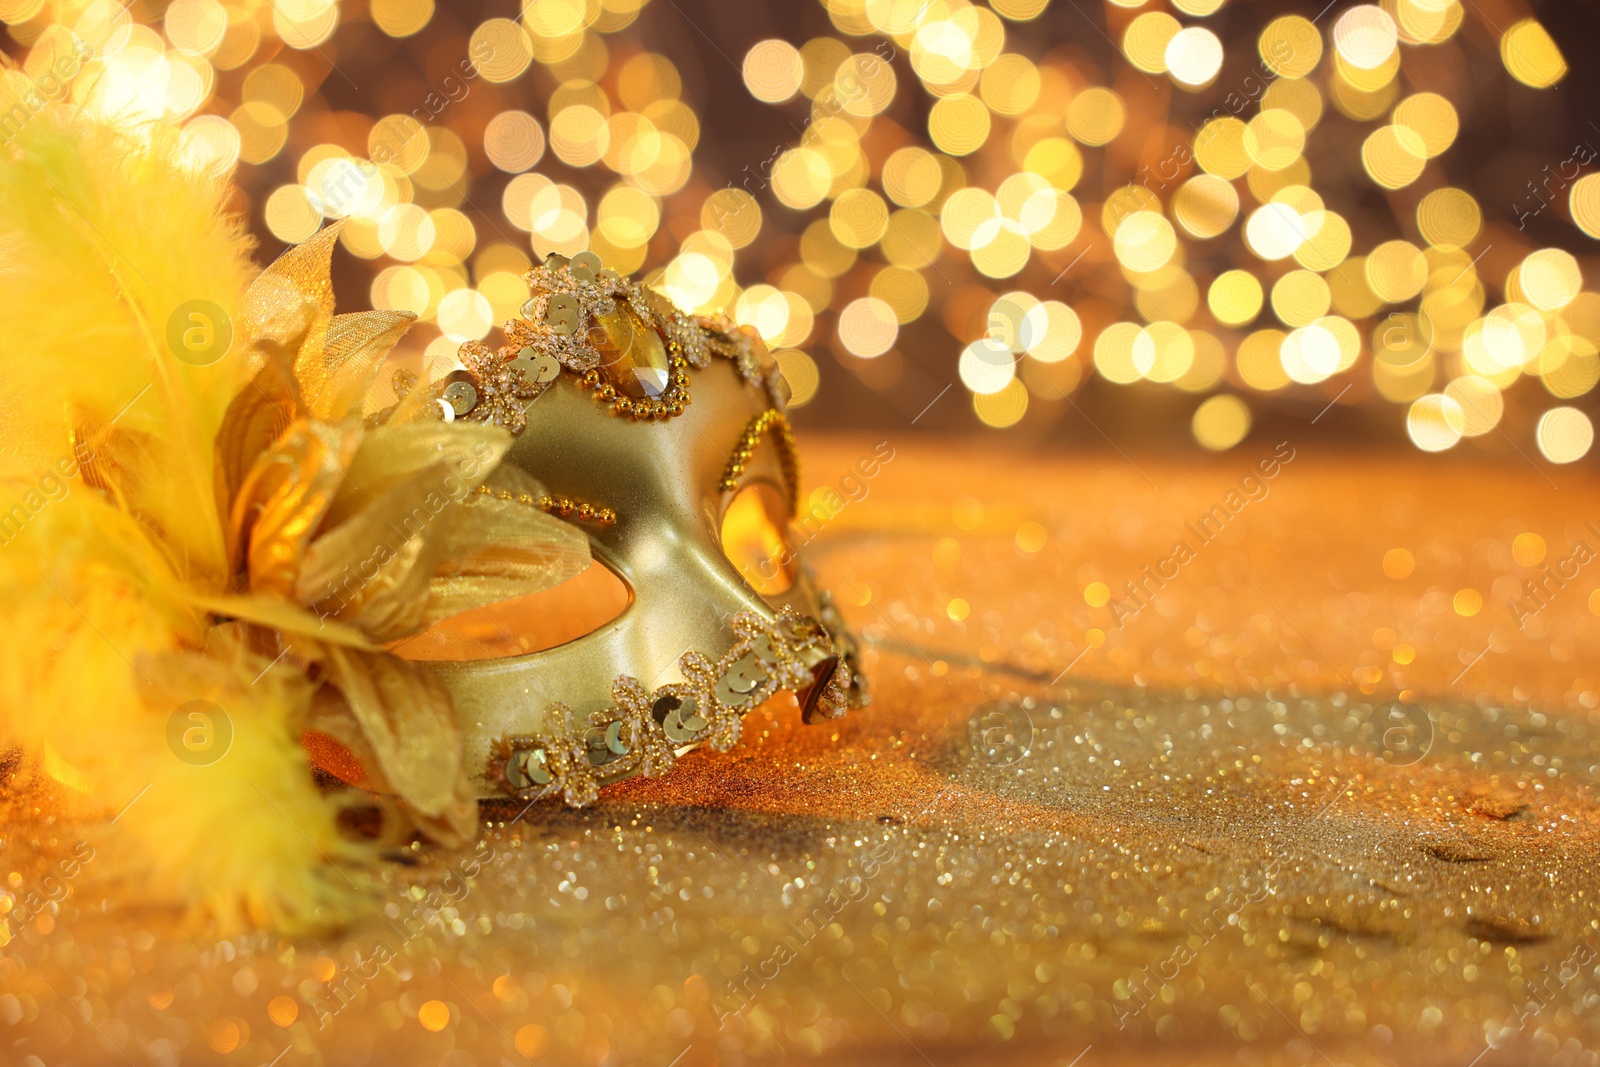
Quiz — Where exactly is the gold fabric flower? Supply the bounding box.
[205,224,590,843]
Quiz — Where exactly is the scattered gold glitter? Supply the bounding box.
[5,444,1599,1063]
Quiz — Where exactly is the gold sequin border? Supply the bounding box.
[504,255,773,426]
[487,609,850,808]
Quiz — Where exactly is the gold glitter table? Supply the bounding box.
[4,437,1599,1067]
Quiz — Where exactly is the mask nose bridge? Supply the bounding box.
[590,491,780,686]
[586,365,796,655]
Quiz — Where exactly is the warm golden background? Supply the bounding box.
[5,0,1600,1065]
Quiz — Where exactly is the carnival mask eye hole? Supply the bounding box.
[720,482,796,597]
[388,558,632,662]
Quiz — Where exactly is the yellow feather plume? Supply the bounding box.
[0,107,588,930]
[0,109,377,929]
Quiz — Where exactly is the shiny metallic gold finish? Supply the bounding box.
[434,267,865,801]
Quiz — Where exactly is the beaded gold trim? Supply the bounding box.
[450,251,777,430]
[451,324,558,435]
[472,484,617,525]
[719,409,799,512]
[488,608,852,807]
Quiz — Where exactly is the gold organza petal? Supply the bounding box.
[299,507,438,643]
[241,222,339,364]
[304,310,416,423]
[420,485,592,630]
[319,645,475,835]
[219,223,346,536]
[231,420,360,601]
[303,683,478,848]
[216,357,300,562]
[320,421,508,529]
[295,422,508,642]
[190,594,379,651]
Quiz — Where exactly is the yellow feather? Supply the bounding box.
[0,108,377,930]
[0,109,256,585]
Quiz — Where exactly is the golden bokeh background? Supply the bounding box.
[7,6,1600,1062]
[2,0,1596,458]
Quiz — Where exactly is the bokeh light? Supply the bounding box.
[1535,407,1594,463]
[1192,394,1251,451]
[0,0,1581,465]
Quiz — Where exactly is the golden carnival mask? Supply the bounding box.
[395,252,868,806]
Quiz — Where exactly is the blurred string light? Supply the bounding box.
[0,0,1591,459]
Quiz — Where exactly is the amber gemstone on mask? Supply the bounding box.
[593,302,670,399]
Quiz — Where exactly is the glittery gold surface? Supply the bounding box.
[4,439,1600,1067]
